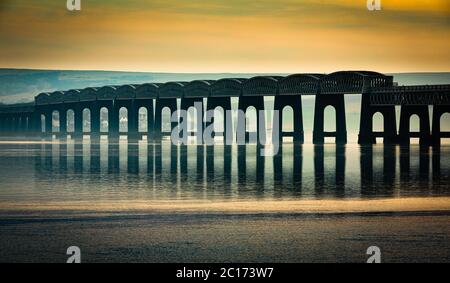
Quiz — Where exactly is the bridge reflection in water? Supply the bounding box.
[28,141,450,200]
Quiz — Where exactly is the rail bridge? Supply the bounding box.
[0,71,449,145]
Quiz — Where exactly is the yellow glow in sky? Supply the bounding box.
[0,0,449,73]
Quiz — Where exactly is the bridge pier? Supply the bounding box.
[399,105,431,145]
[36,106,53,140]
[107,103,120,143]
[114,100,139,143]
[0,114,6,135]
[432,105,450,146]
[313,94,347,144]
[56,105,67,140]
[154,98,178,142]
[238,96,266,144]
[89,103,101,144]
[73,105,85,142]
[180,97,204,144]
[273,95,304,144]
[358,93,397,144]
[206,97,233,144]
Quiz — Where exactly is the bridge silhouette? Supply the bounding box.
[0,71,449,145]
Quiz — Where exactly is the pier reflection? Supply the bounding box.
[29,141,450,200]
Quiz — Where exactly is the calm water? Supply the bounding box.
[0,141,449,263]
[0,141,449,202]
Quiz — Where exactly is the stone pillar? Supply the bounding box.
[44,107,53,140]
[238,96,266,144]
[32,111,41,138]
[128,100,139,143]
[206,97,233,145]
[273,95,304,144]
[90,103,101,143]
[0,114,5,135]
[73,105,84,142]
[358,93,397,144]
[313,94,347,144]
[109,103,120,143]
[399,105,431,145]
[58,107,67,140]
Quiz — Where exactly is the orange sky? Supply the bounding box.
[0,0,449,73]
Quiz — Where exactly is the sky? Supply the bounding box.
[0,0,449,73]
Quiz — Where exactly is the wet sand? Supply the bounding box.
[0,198,449,263]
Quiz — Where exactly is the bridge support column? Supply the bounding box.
[358,94,397,144]
[206,97,233,145]
[58,106,67,141]
[4,114,12,136]
[43,107,53,140]
[10,114,17,135]
[73,105,84,142]
[31,111,41,138]
[23,113,33,137]
[154,98,178,142]
[181,98,204,144]
[313,94,347,144]
[90,103,101,144]
[399,105,431,145]
[0,114,5,135]
[238,96,266,144]
[127,100,139,143]
[109,103,120,143]
[432,105,450,146]
[273,95,304,144]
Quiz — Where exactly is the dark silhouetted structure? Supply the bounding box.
[1,71,449,145]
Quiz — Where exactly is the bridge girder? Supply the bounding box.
[242,76,282,96]
[159,82,186,99]
[135,83,160,100]
[184,80,215,98]
[211,78,246,97]
[279,74,323,96]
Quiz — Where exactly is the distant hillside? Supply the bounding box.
[0,69,449,104]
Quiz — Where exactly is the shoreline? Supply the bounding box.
[1,197,449,216]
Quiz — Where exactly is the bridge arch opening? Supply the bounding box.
[67,110,75,133]
[324,105,336,133]
[282,106,294,132]
[40,114,46,133]
[138,107,148,133]
[52,110,60,133]
[441,113,450,132]
[119,107,128,133]
[213,106,225,133]
[83,108,91,133]
[100,107,109,133]
[161,107,172,133]
[372,112,384,132]
[245,106,257,133]
[410,114,420,132]
[373,112,384,143]
[187,106,199,134]
[323,105,337,144]
[409,114,420,144]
